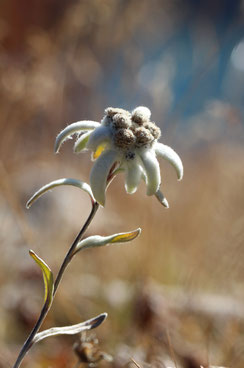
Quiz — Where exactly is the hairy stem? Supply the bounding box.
[13,202,99,368]
[54,201,99,294]
[13,304,48,368]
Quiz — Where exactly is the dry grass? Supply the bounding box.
[1,140,244,368]
[0,1,244,367]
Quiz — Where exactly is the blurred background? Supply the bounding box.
[1,0,244,367]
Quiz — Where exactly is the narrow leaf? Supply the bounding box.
[109,230,140,243]
[26,178,95,209]
[29,250,54,308]
[74,228,141,255]
[33,313,107,344]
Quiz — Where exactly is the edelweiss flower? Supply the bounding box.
[55,106,183,207]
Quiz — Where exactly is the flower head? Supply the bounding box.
[55,106,183,207]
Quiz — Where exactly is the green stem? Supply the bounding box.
[12,202,99,368]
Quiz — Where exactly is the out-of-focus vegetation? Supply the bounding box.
[1,0,244,367]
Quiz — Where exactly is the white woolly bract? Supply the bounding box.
[124,157,143,194]
[55,121,100,153]
[90,149,119,206]
[139,149,161,196]
[86,125,112,151]
[154,142,183,180]
[155,189,169,208]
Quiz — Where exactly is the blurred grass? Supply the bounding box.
[1,1,244,367]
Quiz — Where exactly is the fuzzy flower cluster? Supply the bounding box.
[102,107,161,151]
[55,106,183,207]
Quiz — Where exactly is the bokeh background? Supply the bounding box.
[1,0,244,367]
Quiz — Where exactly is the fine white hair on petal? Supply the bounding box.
[55,121,100,153]
[86,125,112,151]
[90,149,119,206]
[132,106,151,120]
[125,157,143,194]
[74,131,92,153]
[154,142,183,181]
[139,149,161,196]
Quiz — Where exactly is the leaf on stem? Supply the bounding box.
[29,250,54,308]
[73,228,141,255]
[26,178,95,208]
[33,313,107,344]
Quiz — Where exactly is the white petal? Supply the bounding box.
[154,142,183,180]
[125,157,143,194]
[155,189,169,208]
[90,149,119,206]
[55,121,100,153]
[74,131,92,153]
[86,125,111,151]
[139,149,161,196]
